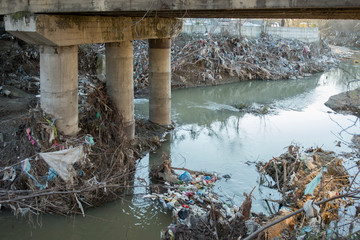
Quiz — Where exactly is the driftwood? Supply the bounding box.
[170,166,213,177]
[240,186,256,220]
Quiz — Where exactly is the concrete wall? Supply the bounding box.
[241,26,263,39]
[182,22,320,43]
[266,27,320,43]
[182,23,241,36]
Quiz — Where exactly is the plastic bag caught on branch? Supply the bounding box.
[39,146,84,183]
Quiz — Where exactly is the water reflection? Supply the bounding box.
[149,133,171,170]
[136,59,360,213]
[171,76,320,126]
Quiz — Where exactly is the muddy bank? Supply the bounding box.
[325,88,360,117]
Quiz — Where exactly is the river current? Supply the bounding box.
[2,55,360,239]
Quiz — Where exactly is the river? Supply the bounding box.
[2,56,360,239]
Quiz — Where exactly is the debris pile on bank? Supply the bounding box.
[1,32,344,94]
[131,33,342,90]
[148,146,359,240]
[0,34,39,94]
[0,83,169,216]
[147,159,254,240]
[92,34,343,91]
[256,146,358,239]
[171,33,339,86]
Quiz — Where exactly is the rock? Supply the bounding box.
[0,132,3,143]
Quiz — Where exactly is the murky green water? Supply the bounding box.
[2,57,360,239]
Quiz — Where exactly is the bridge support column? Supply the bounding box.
[106,41,135,140]
[149,38,171,125]
[40,45,79,136]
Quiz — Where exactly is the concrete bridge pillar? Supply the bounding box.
[106,41,135,140]
[5,15,182,137]
[149,38,171,125]
[40,45,79,136]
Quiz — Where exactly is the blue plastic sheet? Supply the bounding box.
[47,168,58,181]
[22,159,47,190]
[179,171,192,182]
[304,166,327,195]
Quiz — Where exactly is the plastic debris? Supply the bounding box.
[2,167,16,181]
[303,200,321,219]
[151,160,251,239]
[96,111,101,120]
[26,128,36,145]
[178,205,190,220]
[179,171,192,182]
[258,146,352,238]
[304,166,328,195]
[85,135,95,146]
[47,168,58,181]
[39,146,84,183]
[22,158,47,189]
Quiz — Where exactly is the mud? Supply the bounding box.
[325,88,360,117]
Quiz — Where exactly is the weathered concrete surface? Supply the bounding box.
[106,41,135,140]
[40,45,79,136]
[1,1,360,19]
[183,21,320,43]
[149,38,171,125]
[325,88,360,117]
[5,15,182,46]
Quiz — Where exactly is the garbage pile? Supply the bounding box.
[256,146,356,239]
[0,82,169,216]
[0,34,39,94]
[148,159,256,240]
[140,33,341,89]
[170,33,339,86]
[145,147,358,239]
[0,34,101,94]
[99,33,343,91]
[233,103,276,115]
[1,32,344,95]
[319,20,360,48]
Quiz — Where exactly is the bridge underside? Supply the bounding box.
[1,0,360,19]
[4,15,180,138]
[43,8,360,20]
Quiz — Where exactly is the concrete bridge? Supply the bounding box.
[1,1,360,139]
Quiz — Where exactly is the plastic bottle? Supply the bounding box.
[178,205,190,220]
[159,198,167,209]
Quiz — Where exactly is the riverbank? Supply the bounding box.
[133,33,345,94]
[154,146,358,240]
[0,82,173,215]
